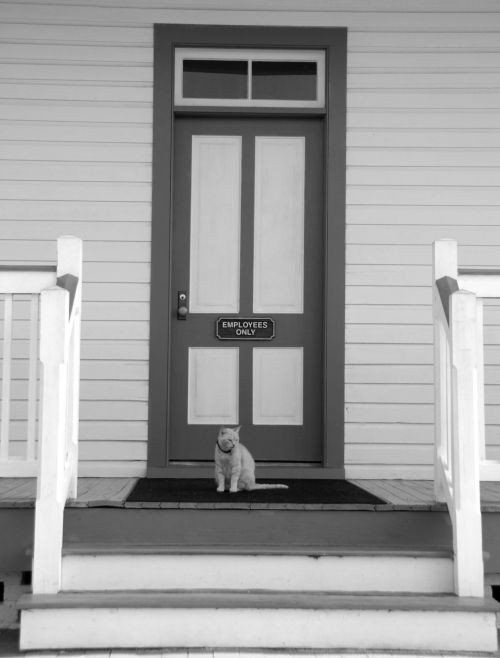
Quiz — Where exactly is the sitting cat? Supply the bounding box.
[215,425,289,493]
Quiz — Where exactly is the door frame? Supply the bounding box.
[147,24,347,478]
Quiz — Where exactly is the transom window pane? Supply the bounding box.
[175,48,325,108]
[183,59,248,99]
[252,61,317,101]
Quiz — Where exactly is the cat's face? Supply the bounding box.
[218,425,241,451]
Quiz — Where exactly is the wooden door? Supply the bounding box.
[168,117,324,463]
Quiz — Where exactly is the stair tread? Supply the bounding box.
[18,590,500,613]
[61,542,453,558]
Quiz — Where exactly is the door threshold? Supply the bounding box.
[147,465,345,479]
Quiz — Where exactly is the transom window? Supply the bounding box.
[174,48,325,108]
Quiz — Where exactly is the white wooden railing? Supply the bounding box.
[432,238,500,597]
[0,266,57,475]
[0,236,82,593]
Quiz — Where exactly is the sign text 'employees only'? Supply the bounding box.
[216,317,275,340]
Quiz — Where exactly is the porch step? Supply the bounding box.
[19,590,500,652]
[60,544,455,594]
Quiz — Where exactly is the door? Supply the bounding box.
[169,117,324,463]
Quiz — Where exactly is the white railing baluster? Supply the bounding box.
[476,299,486,462]
[1,294,13,460]
[27,294,39,461]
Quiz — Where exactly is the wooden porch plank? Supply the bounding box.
[74,478,104,497]
[481,482,500,502]
[75,478,137,504]
[349,480,396,504]
[355,480,407,505]
[395,480,435,504]
[0,477,31,496]
[103,478,138,502]
[384,480,433,505]
[354,480,420,506]
[0,478,36,499]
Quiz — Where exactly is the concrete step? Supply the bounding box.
[60,544,454,594]
[18,590,500,652]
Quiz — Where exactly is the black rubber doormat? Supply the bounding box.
[126,478,385,504]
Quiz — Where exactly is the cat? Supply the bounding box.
[215,425,289,493]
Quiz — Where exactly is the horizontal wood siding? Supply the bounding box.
[1,0,499,476]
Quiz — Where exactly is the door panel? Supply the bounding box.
[252,347,304,425]
[169,117,324,463]
[189,135,242,313]
[253,136,305,313]
[187,347,239,425]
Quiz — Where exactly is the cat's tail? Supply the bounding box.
[249,483,288,490]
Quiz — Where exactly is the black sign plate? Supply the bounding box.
[216,317,275,341]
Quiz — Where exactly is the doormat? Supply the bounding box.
[126,478,385,505]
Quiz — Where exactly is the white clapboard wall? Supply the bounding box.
[1,0,500,477]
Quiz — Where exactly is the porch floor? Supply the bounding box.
[1,478,500,511]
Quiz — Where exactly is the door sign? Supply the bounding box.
[216,317,275,340]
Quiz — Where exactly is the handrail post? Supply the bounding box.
[32,286,69,594]
[57,236,82,499]
[450,290,484,596]
[433,239,458,502]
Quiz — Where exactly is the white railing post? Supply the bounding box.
[32,285,69,594]
[433,238,458,281]
[433,239,458,502]
[450,290,484,597]
[29,236,82,594]
[57,236,82,499]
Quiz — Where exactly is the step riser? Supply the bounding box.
[61,554,454,594]
[20,607,498,652]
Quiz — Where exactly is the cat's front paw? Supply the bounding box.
[216,486,225,493]
[229,487,238,493]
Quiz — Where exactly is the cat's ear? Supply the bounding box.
[235,425,241,433]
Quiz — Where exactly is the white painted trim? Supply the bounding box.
[0,460,38,477]
[344,465,434,479]
[480,460,500,481]
[459,274,500,298]
[174,47,325,108]
[0,270,56,294]
[77,462,146,478]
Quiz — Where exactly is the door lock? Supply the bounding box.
[177,291,188,320]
